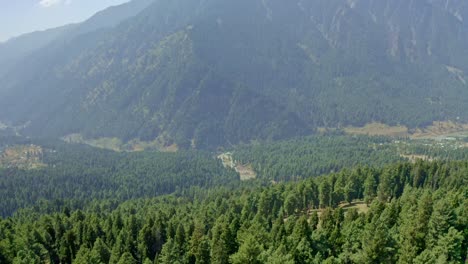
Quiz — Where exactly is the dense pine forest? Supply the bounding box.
[232,135,404,181]
[1,132,468,263]
[0,135,238,217]
[0,160,467,263]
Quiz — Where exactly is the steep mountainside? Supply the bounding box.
[1,0,468,148]
[0,26,73,78]
[0,0,154,79]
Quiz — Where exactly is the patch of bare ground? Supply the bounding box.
[0,145,46,169]
[236,164,257,181]
[305,201,369,219]
[338,201,369,214]
[161,144,179,153]
[344,121,468,140]
[218,152,256,181]
[400,154,433,163]
[344,123,409,137]
[410,121,468,139]
[62,133,178,152]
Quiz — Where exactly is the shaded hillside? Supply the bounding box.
[1,0,468,148]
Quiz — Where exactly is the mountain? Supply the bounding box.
[1,0,468,149]
[0,0,154,79]
[0,25,73,78]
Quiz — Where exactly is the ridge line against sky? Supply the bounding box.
[0,0,131,43]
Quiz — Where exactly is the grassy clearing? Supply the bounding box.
[62,133,177,152]
[411,121,468,139]
[338,201,369,214]
[344,123,409,137]
[344,121,468,141]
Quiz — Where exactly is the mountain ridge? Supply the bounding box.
[0,0,155,80]
[1,0,468,149]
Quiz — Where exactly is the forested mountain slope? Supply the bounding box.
[0,0,154,79]
[1,0,468,148]
[0,26,72,78]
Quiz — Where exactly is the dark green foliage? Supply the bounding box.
[0,160,467,263]
[0,140,239,217]
[233,135,403,181]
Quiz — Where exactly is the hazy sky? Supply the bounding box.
[0,0,131,43]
